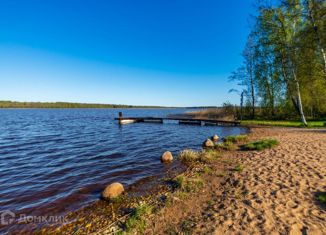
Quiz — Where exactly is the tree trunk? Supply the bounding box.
[292,68,308,126]
[295,81,307,126]
[291,97,301,114]
[249,60,255,119]
[271,82,275,116]
[319,46,326,77]
[240,91,244,121]
[282,57,300,115]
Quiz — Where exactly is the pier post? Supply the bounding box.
[118,112,123,125]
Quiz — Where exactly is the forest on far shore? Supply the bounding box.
[0,101,165,109]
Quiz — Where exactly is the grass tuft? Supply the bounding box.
[179,149,200,163]
[174,191,189,199]
[203,166,213,174]
[201,149,220,162]
[242,139,279,151]
[174,175,185,189]
[124,204,152,233]
[179,149,220,165]
[173,174,204,193]
[318,193,326,204]
[214,141,237,151]
[234,164,244,172]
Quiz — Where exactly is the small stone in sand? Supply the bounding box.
[101,182,124,200]
[161,151,173,163]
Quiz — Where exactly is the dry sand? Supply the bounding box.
[146,127,326,235]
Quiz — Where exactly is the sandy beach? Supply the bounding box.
[145,127,326,234]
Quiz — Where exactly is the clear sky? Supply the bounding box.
[0,0,254,107]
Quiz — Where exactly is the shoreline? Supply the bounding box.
[3,162,187,234]
[0,109,247,234]
[4,126,326,234]
[4,127,241,234]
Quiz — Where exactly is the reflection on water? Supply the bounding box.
[0,108,247,232]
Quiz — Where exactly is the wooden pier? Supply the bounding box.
[115,112,240,126]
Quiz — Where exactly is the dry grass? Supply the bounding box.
[186,108,235,121]
[178,149,220,165]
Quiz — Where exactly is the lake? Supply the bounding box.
[0,108,247,232]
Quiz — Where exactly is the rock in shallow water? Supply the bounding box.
[101,182,124,200]
[203,139,215,148]
[212,134,219,142]
[161,151,173,163]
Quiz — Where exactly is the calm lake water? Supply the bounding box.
[0,108,247,232]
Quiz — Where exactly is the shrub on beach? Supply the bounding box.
[242,139,279,151]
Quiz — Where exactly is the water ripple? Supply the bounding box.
[0,108,248,232]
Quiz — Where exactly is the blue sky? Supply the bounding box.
[0,0,254,106]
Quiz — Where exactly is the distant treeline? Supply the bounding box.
[185,106,218,109]
[0,101,166,109]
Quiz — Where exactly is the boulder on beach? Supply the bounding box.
[203,139,215,148]
[212,134,219,142]
[101,182,124,200]
[161,151,173,163]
